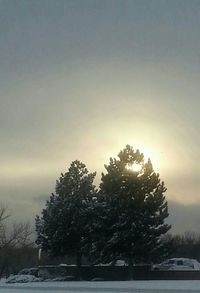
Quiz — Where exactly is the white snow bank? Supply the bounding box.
[6,274,42,284]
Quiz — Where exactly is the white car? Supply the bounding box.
[153,258,200,271]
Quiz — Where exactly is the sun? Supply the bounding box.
[131,143,159,171]
[126,163,142,172]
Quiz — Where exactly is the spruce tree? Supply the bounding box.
[35,160,97,267]
[97,145,170,265]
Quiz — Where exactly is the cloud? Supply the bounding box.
[167,200,200,234]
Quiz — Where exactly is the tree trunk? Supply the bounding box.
[76,250,82,280]
[128,255,134,280]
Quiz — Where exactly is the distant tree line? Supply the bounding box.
[0,205,37,278]
[164,231,200,262]
[36,145,171,268]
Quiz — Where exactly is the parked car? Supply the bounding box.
[153,258,200,271]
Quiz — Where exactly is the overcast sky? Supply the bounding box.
[1,0,200,233]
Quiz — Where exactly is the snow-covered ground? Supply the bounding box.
[1,280,200,293]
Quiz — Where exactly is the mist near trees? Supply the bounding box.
[1,145,200,276]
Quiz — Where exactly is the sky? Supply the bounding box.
[0,0,200,233]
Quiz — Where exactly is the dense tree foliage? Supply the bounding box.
[36,146,171,267]
[92,145,170,265]
[35,160,97,267]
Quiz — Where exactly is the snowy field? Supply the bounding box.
[1,280,200,293]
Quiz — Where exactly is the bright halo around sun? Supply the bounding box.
[126,163,142,172]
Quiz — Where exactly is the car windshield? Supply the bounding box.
[163,260,175,265]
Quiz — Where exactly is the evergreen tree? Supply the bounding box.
[35,160,97,267]
[95,145,170,265]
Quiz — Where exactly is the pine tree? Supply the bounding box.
[96,145,170,265]
[35,160,97,268]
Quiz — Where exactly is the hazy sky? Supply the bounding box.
[1,0,200,233]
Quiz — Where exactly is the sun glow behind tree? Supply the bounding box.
[126,162,142,172]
